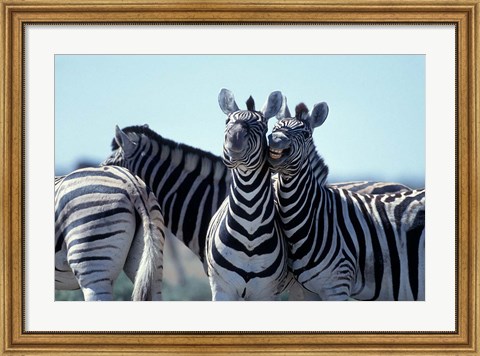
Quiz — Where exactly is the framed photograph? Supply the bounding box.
[1,0,478,354]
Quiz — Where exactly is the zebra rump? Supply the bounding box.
[55,165,165,301]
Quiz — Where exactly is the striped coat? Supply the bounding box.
[268,102,425,300]
[55,165,165,301]
[206,89,290,300]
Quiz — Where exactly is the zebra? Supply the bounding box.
[205,89,290,300]
[102,124,231,268]
[101,125,415,301]
[330,181,411,194]
[102,123,311,301]
[267,101,425,301]
[274,96,412,196]
[55,165,165,301]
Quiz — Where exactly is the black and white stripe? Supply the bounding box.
[102,125,231,269]
[101,122,415,300]
[205,89,289,300]
[268,102,425,301]
[330,181,411,194]
[55,165,165,301]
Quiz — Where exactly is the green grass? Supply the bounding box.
[55,271,134,301]
[55,271,212,301]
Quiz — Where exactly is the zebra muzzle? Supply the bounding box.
[269,148,285,160]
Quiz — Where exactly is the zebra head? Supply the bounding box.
[268,101,329,178]
[218,88,283,171]
[102,124,151,169]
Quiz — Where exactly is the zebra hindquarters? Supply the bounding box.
[55,242,80,290]
[55,176,79,291]
[67,211,136,301]
[60,197,137,301]
[55,166,164,301]
[124,189,165,301]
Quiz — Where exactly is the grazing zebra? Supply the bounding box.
[55,165,165,301]
[268,101,425,301]
[205,89,290,300]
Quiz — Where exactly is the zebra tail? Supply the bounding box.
[131,191,164,301]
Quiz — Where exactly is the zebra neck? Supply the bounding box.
[278,158,319,191]
[141,140,230,260]
[277,158,325,217]
[229,162,273,207]
[227,161,277,233]
[276,158,332,265]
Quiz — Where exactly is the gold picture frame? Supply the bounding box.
[1,0,478,354]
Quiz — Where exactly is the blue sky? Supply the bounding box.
[55,54,425,187]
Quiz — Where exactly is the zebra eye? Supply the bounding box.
[302,131,311,139]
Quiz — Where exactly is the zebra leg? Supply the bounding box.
[165,234,187,286]
[287,278,322,301]
[417,230,426,301]
[81,281,114,301]
[405,202,426,301]
[208,272,239,301]
[55,242,80,290]
[68,247,131,301]
[70,259,118,301]
[211,287,239,301]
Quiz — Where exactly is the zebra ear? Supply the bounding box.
[115,125,137,153]
[261,91,283,119]
[275,95,291,120]
[218,88,240,114]
[309,102,329,128]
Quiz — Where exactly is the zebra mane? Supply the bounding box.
[295,103,309,121]
[111,125,222,162]
[111,125,228,179]
[307,142,329,186]
[288,103,328,184]
[246,96,255,111]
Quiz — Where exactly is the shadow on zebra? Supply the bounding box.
[268,100,425,301]
[55,165,165,301]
